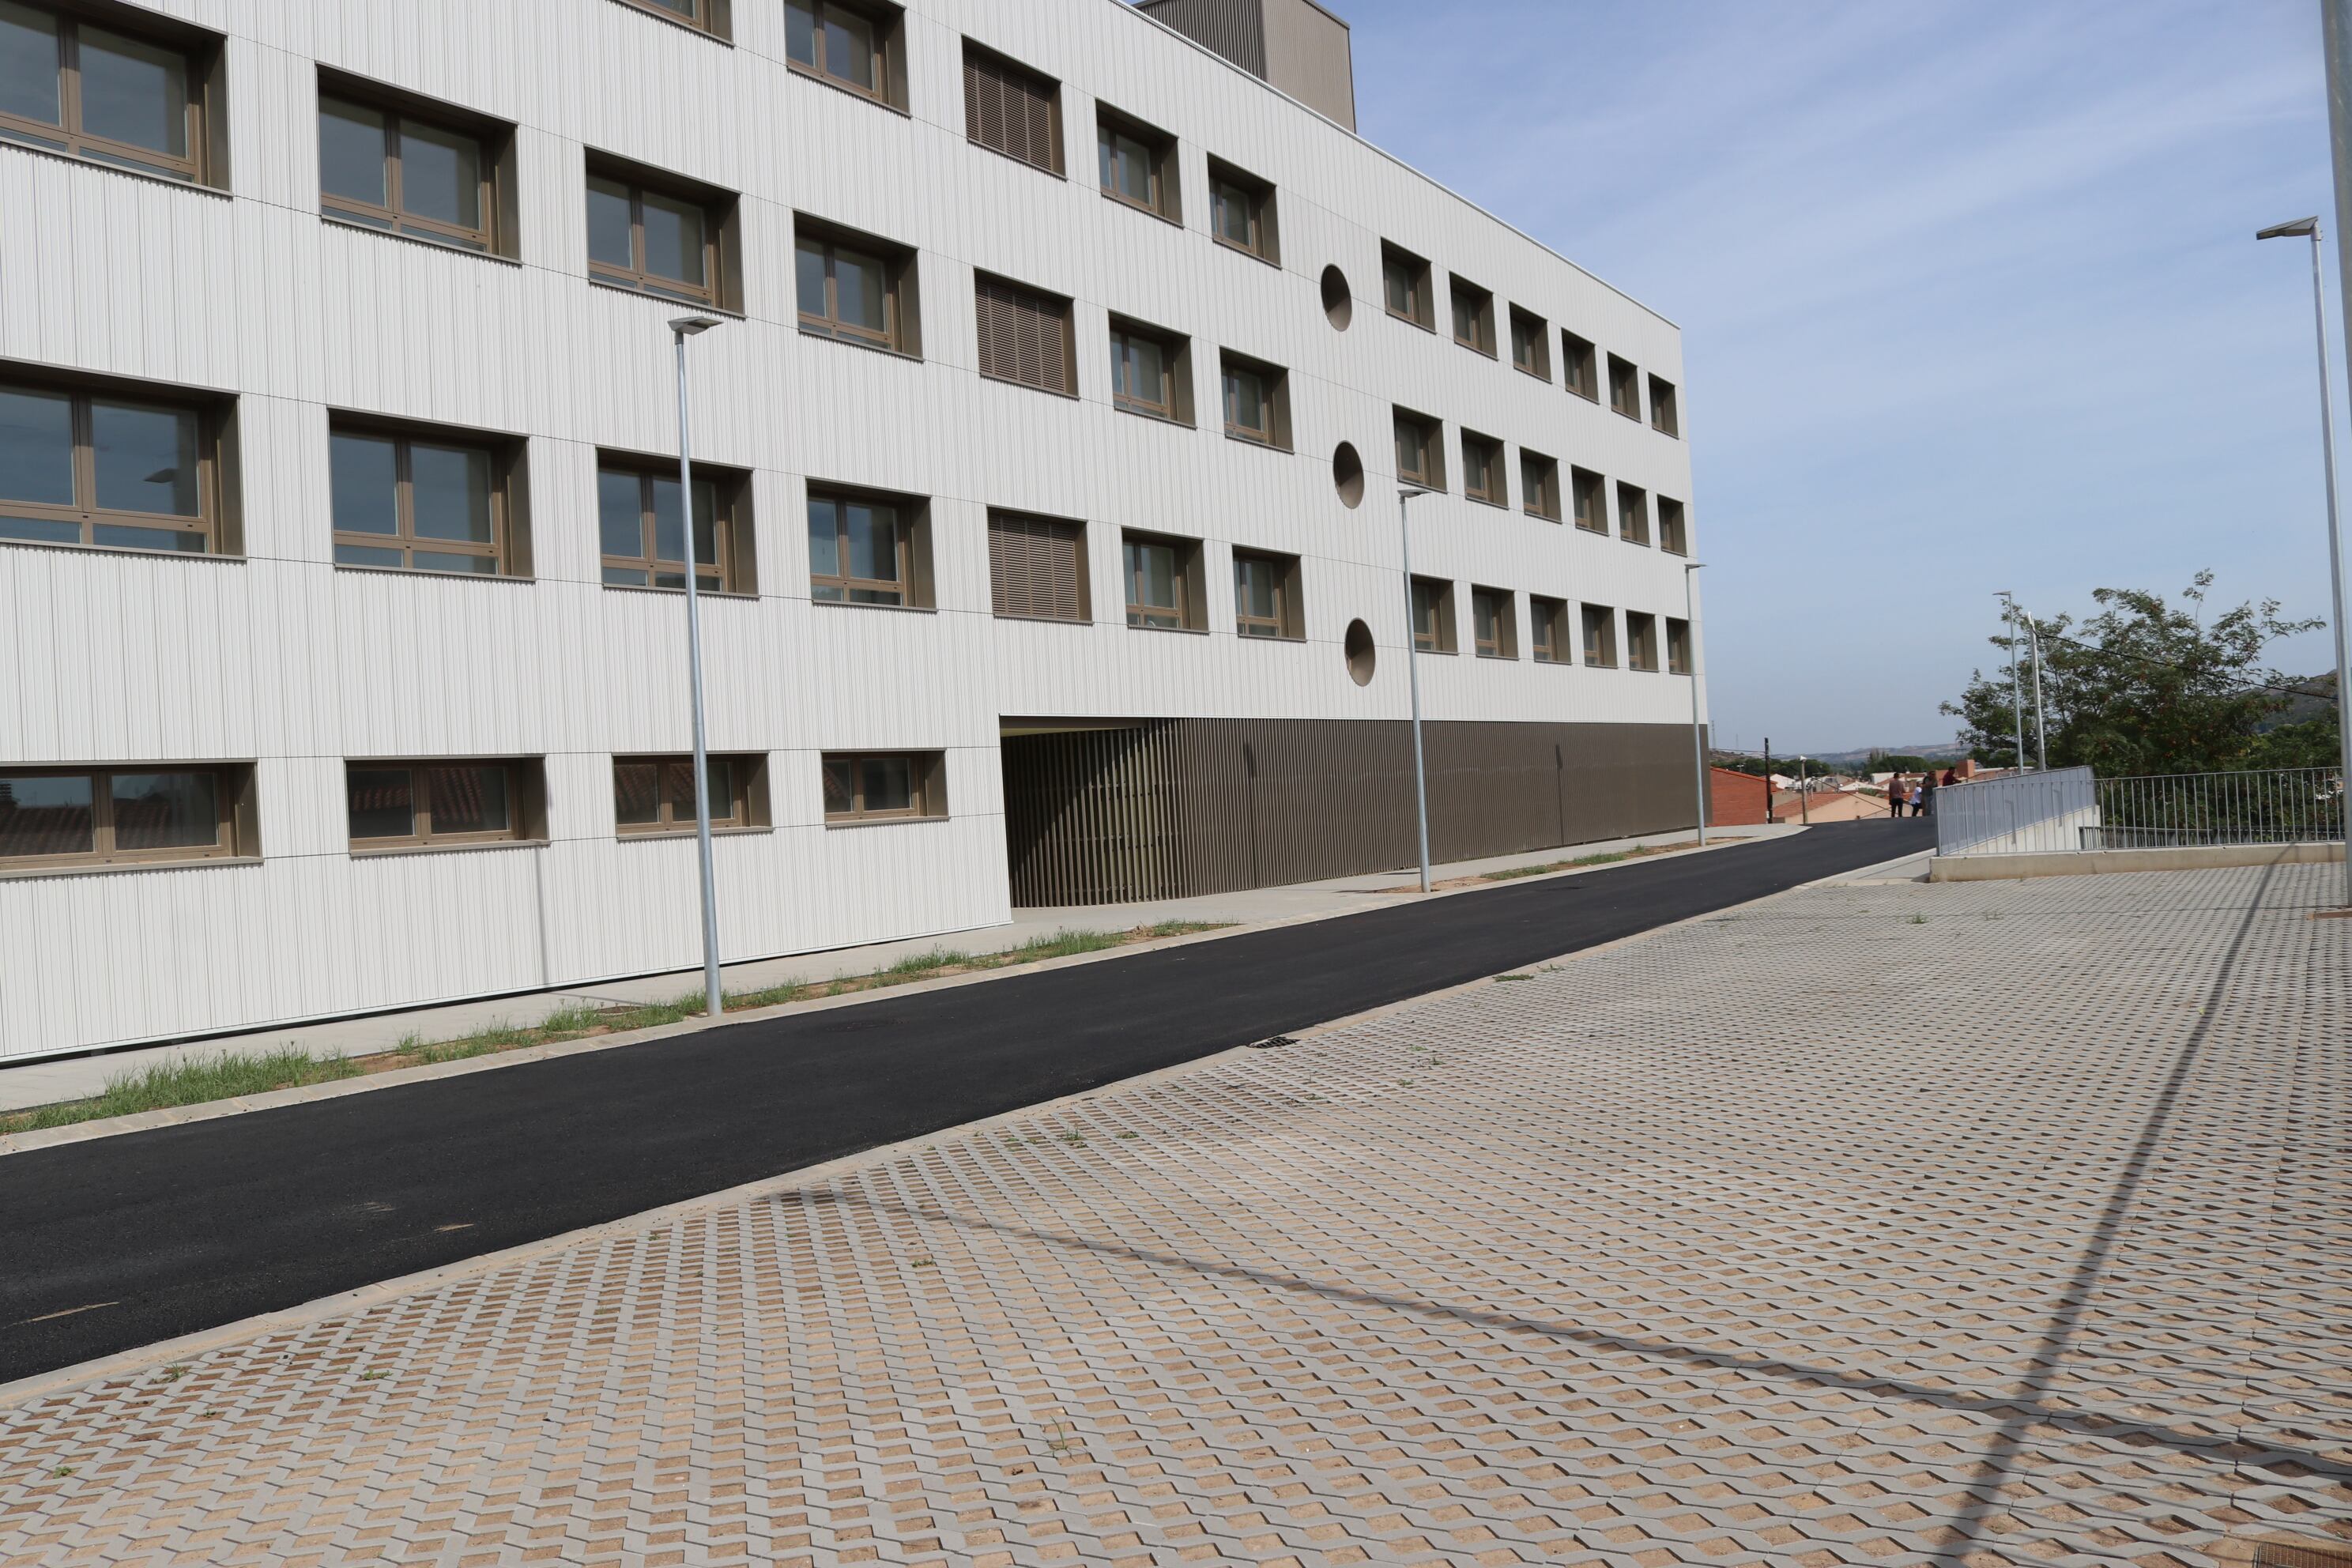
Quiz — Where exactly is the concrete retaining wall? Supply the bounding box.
[1928,841,2347,881]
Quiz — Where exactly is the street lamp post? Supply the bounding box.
[1996,590,2027,774]
[2256,205,2352,906]
[670,315,726,1017]
[2016,600,2049,771]
[1396,486,1433,892]
[1683,562,1708,846]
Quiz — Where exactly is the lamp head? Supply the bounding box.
[2256,217,2320,242]
[669,315,723,337]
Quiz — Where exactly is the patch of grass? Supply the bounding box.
[1909,914,1929,925]
[0,920,1234,1139]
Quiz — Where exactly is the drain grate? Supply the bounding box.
[1245,1035,1296,1050]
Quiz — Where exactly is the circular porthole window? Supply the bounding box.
[1344,619,1376,686]
[1332,441,1365,509]
[1320,265,1352,330]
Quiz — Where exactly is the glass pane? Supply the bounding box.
[0,385,74,504]
[90,400,198,515]
[1122,336,1163,404]
[1225,370,1263,433]
[794,238,827,318]
[844,501,897,582]
[1108,134,1150,203]
[0,772,92,858]
[1395,424,1421,477]
[805,497,840,579]
[111,771,217,852]
[835,250,887,334]
[860,757,912,813]
[822,758,854,816]
[602,564,650,586]
[347,767,414,840]
[824,7,875,89]
[1131,541,1175,609]
[424,764,508,836]
[409,443,492,544]
[597,469,644,560]
[1453,296,1475,341]
[334,543,405,568]
[78,25,187,157]
[1236,559,1275,619]
[1383,263,1408,315]
[318,97,387,206]
[691,478,717,571]
[328,431,398,536]
[0,514,77,545]
[785,0,817,66]
[614,761,660,826]
[413,550,497,575]
[639,190,707,286]
[398,119,481,230]
[586,176,635,270]
[0,1,59,126]
[649,473,686,564]
[92,522,202,552]
[1214,183,1250,245]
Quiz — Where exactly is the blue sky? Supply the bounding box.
[1346,0,2344,754]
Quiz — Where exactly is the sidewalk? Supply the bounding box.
[1,861,2341,1566]
[0,824,1796,1114]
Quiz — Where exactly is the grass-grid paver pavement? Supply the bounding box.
[0,861,2346,1566]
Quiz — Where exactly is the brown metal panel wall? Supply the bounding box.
[1008,718,1707,906]
[1135,0,1268,76]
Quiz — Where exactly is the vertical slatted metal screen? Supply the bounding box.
[963,45,1059,172]
[975,274,1072,394]
[988,511,1086,621]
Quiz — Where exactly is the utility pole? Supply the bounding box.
[1762,737,1773,824]
[1797,756,1811,824]
[1996,591,2026,774]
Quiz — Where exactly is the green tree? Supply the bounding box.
[1942,572,2330,775]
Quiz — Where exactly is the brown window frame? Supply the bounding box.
[1122,528,1205,631]
[1471,586,1517,660]
[1529,595,1570,665]
[1608,353,1642,420]
[1627,612,1661,672]
[1219,350,1291,450]
[1095,103,1179,223]
[0,763,251,873]
[1521,449,1562,522]
[1666,616,1692,676]
[822,751,948,824]
[974,270,1077,397]
[0,3,218,186]
[1649,374,1679,437]
[1510,306,1551,381]
[330,420,526,579]
[988,508,1089,624]
[1393,407,1445,492]
[0,375,228,557]
[1109,315,1189,423]
[1206,156,1278,264]
[316,81,507,256]
[597,454,752,594]
[1449,274,1496,357]
[786,0,906,105]
[1562,331,1599,401]
[612,753,769,837]
[615,0,732,38]
[1381,243,1434,330]
[1570,466,1606,534]
[1659,496,1689,556]
[345,758,545,853]
[1617,481,1650,547]
[963,40,1063,175]
[1232,548,1302,641]
[1409,575,1456,654]
[807,484,930,607]
[794,214,918,355]
[1461,430,1506,507]
[585,157,736,309]
[1581,604,1618,669]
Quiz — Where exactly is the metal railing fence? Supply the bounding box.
[1935,765,2346,857]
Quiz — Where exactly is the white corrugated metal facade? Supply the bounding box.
[0,0,1700,1062]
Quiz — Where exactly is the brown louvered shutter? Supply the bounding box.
[976,274,1069,394]
[964,43,1056,172]
[989,511,1082,620]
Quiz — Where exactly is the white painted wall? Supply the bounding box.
[0,0,1700,1061]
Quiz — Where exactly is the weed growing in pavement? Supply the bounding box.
[1494,973,1535,982]
[1909,914,1929,925]
[0,922,1231,1138]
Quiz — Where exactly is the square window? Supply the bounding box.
[807,483,931,607]
[330,420,526,577]
[0,375,227,556]
[597,454,750,593]
[1471,586,1516,659]
[1520,450,1562,522]
[795,214,919,355]
[1510,307,1551,380]
[1207,157,1278,263]
[1449,274,1495,356]
[1410,576,1455,653]
[0,5,217,185]
[1095,104,1178,221]
[1570,466,1605,533]
[989,509,1088,622]
[1123,529,1204,630]
[1381,242,1433,329]
[1461,431,1505,507]
[1616,481,1649,546]
[787,1,903,104]
[1110,315,1189,422]
[1562,331,1598,401]
[1529,596,1570,664]
[1581,605,1618,668]
[1233,548,1302,640]
[1393,407,1444,491]
[1219,351,1289,449]
[1608,353,1642,420]
[584,155,739,309]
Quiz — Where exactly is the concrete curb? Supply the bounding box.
[0,831,1779,1156]
[0,830,1836,1412]
[1927,839,2345,882]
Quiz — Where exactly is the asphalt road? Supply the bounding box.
[0,820,1928,1385]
